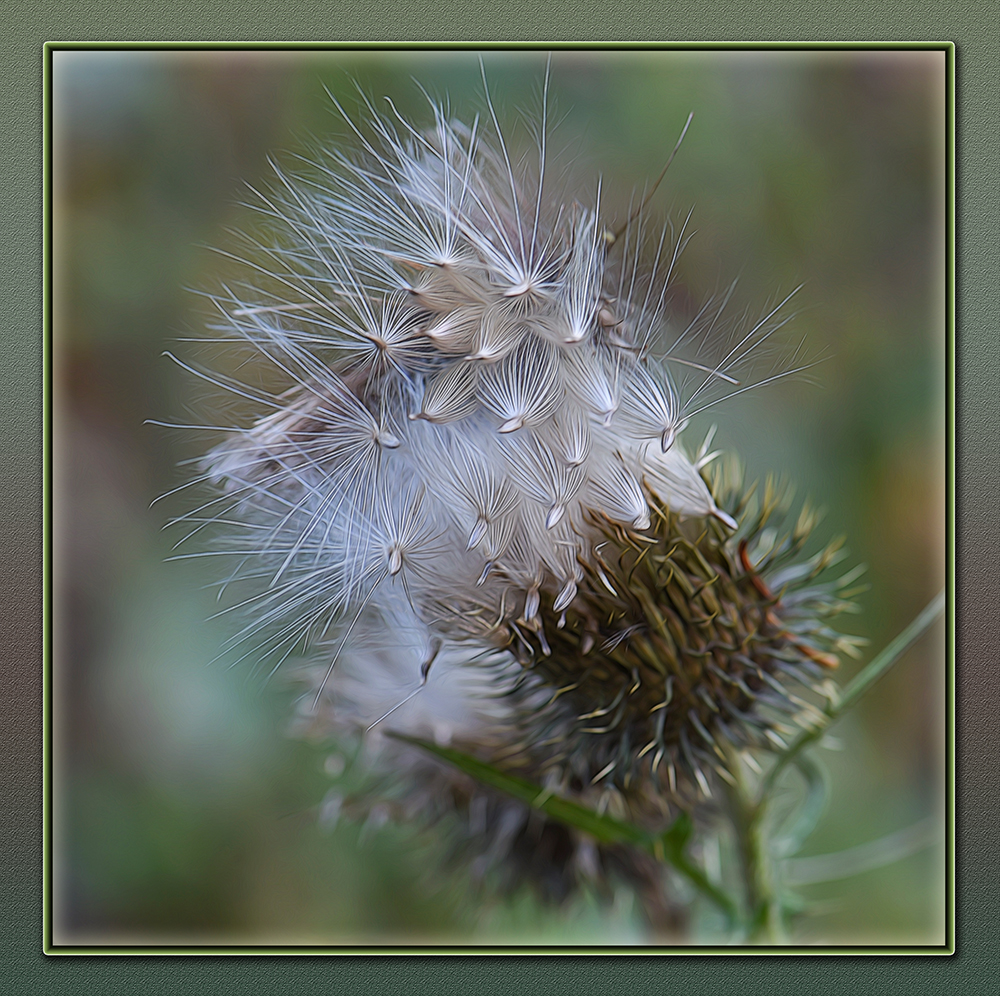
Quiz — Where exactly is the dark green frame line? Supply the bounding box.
[41,39,955,957]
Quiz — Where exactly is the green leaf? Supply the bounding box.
[387,733,649,846]
[388,732,737,923]
[781,814,940,886]
[773,753,830,859]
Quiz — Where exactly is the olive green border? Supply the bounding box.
[5,1,994,993]
[40,39,957,960]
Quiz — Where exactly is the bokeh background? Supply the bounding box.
[52,48,946,946]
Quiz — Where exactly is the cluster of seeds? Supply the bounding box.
[176,74,856,915]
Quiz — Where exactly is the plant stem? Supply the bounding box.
[727,753,786,943]
[761,589,945,800]
[733,590,945,943]
[390,732,740,922]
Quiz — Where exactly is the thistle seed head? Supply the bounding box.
[176,74,853,913]
[487,467,857,800]
[298,466,860,914]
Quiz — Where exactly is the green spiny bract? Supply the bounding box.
[316,467,861,922]
[498,470,854,812]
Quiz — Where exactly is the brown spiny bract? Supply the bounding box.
[310,470,859,922]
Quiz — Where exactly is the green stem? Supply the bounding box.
[655,818,739,926]
[388,732,739,924]
[727,753,786,942]
[760,589,945,800]
[734,589,946,943]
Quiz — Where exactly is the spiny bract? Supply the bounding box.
[175,73,855,912]
[297,467,861,916]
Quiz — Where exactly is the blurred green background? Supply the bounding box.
[52,48,946,946]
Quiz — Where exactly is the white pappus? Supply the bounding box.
[168,67,809,741]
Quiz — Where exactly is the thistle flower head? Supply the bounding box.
[285,460,861,916]
[176,75,853,914]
